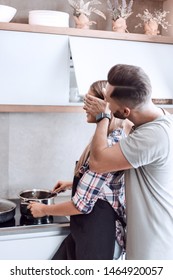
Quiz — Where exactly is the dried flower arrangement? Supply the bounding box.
[68,0,106,20]
[107,0,133,21]
[135,9,171,31]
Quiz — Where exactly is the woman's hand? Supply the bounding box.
[53,181,72,193]
[28,202,47,218]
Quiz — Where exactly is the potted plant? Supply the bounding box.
[135,9,171,35]
[107,0,133,33]
[68,0,106,29]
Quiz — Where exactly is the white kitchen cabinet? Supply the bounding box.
[0,23,173,110]
[0,224,70,260]
[0,30,70,105]
[70,36,173,99]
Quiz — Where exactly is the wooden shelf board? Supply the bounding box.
[0,105,84,113]
[0,23,173,44]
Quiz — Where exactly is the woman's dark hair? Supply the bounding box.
[107,64,152,108]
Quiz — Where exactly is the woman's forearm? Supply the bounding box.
[45,201,82,216]
[29,200,82,218]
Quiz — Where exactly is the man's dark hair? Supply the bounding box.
[107,64,152,108]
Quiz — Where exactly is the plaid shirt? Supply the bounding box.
[72,129,126,248]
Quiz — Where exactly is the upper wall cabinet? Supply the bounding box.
[0,30,69,105]
[70,36,173,99]
[0,24,173,109]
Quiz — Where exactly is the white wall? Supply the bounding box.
[163,0,173,36]
[0,112,95,198]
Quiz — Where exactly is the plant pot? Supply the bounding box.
[112,18,127,33]
[73,14,95,29]
[144,19,159,35]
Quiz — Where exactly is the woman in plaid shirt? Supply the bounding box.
[29,80,131,259]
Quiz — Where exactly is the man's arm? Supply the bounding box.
[84,94,132,173]
[89,118,132,173]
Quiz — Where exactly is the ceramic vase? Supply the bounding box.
[73,14,91,29]
[144,19,159,35]
[112,18,127,33]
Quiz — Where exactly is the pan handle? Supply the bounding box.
[20,199,39,205]
[20,201,29,205]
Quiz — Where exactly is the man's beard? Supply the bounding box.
[113,111,126,120]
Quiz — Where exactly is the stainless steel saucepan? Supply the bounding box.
[0,198,16,223]
[19,189,57,217]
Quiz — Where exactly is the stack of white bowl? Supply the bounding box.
[0,5,17,22]
[29,10,69,27]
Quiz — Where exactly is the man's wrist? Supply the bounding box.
[96,113,111,123]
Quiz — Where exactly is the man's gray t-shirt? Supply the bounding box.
[120,115,173,260]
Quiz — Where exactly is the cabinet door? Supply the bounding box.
[0,31,69,105]
[70,36,173,99]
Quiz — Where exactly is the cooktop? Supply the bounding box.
[0,199,69,228]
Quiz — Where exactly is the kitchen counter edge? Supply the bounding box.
[0,223,70,239]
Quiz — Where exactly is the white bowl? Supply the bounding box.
[0,5,17,22]
[29,10,69,27]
